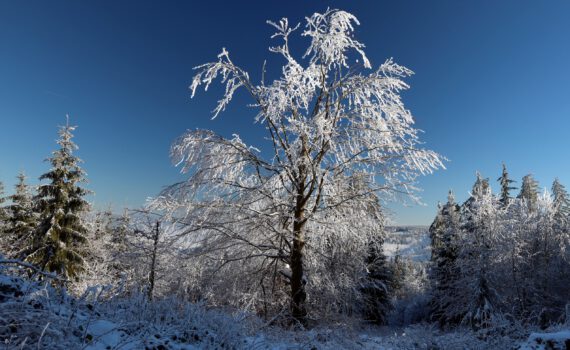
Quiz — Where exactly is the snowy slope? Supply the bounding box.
[384,226,431,262]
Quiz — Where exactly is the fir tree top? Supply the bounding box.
[552,178,570,219]
[517,174,539,211]
[8,171,36,226]
[25,117,91,280]
[10,172,34,209]
[497,163,516,207]
[5,171,37,258]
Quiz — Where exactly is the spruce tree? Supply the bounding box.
[342,174,394,324]
[0,181,8,254]
[518,174,540,212]
[112,208,130,253]
[0,181,6,219]
[459,184,498,330]
[462,172,490,233]
[361,222,393,324]
[429,202,444,260]
[429,190,461,326]
[6,172,38,258]
[497,163,516,207]
[108,208,131,280]
[24,118,90,280]
[551,178,570,222]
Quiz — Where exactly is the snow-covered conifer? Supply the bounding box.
[429,202,444,260]
[458,186,500,330]
[0,181,6,221]
[551,178,570,223]
[5,172,38,258]
[0,181,8,253]
[23,118,90,280]
[429,190,461,326]
[361,207,393,324]
[461,172,490,233]
[518,174,540,212]
[497,163,516,207]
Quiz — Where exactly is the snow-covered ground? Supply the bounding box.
[518,330,570,350]
[3,265,568,349]
[2,228,568,350]
[384,226,431,262]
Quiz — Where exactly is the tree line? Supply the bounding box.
[429,164,570,330]
[3,9,567,333]
[0,119,177,301]
[1,119,89,280]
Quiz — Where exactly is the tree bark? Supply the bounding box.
[148,221,160,301]
[290,207,307,324]
[290,169,308,324]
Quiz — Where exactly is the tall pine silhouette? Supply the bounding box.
[497,163,516,207]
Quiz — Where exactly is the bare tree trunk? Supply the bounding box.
[290,211,307,323]
[290,175,308,324]
[148,221,160,301]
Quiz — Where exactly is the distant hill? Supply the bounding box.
[384,226,430,262]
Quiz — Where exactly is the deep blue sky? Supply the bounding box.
[1,1,569,225]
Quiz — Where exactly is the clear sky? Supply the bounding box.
[1,1,569,225]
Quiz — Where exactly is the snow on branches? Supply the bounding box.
[155,8,445,322]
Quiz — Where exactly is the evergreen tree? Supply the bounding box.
[98,208,130,276]
[0,181,6,217]
[459,186,498,330]
[92,208,113,240]
[497,163,516,207]
[462,172,490,233]
[361,222,393,324]
[112,208,130,253]
[429,202,444,260]
[6,172,38,258]
[518,174,539,212]
[551,178,570,222]
[24,118,90,280]
[0,181,8,253]
[429,190,461,327]
[106,208,132,282]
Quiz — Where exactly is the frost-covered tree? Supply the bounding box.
[0,181,6,214]
[551,178,570,224]
[461,172,490,233]
[123,211,185,300]
[497,163,516,207]
[0,181,7,228]
[0,181,8,253]
[518,174,539,212]
[154,9,444,323]
[112,208,131,253]
[506,190,570,325]
[428,166,570,329]
[78,208,162,297]
[430,175,502,330]
[429,202,444,259]
[77,208,119,293]
[5,172,38,258]
[458,185,500,330]
[360,204,392,324]
[429,190,461,326]
[23,119,90,280]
